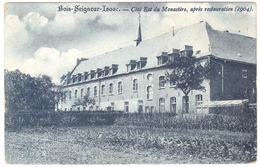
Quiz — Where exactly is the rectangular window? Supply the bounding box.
[133,79,138,91]
[195,94,203,106]
[170,97,176,113]
[170,79,175,86]
[145,106,149,113]
[159,98,165,112]
[151,106,154,113]
[159,76,165,88]
[242,70,247,78]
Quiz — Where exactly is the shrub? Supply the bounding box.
[114,111,256,133]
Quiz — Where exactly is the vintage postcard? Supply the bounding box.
[4,2,257,164]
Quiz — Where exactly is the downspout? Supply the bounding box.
[98,79,101,109]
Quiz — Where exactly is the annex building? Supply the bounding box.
[59,21,256,114]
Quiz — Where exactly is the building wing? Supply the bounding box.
[66,21,256,83]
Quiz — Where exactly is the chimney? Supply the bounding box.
[172,26,174,36]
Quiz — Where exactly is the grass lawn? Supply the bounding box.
[5,125,256,164]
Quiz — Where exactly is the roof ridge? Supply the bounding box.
[88,21,207,59]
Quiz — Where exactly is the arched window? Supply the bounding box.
[159,98,165,112]
[147,73,153,81]
[87,87,90,95]
[101,84,106,96]
[133,79,138,91]
[170,97,176,113]
[195,94,203,106]
[94,86,97,97]
[109,83,113,94]
[69,91,71,101]
[147,86,153,100]
[81,89,84,99]
[159,76,165,88]
[75,90,78,99]
[118,81,123,94]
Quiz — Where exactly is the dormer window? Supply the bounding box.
[157,52,168,65]
[168,49,180,63]
[96,68,102,78]
[179,45,193,57]
[67,78,70,84]
[109,64,118,75]
[136,57,147,69]
[77,73,82,82]
[126,60,136,72]
[90,70,95,79]
[102,66,110,77]
[72,75,76,83]
[84,72,88,80]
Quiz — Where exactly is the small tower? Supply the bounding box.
[134,13,142,46]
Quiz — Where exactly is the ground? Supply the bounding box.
[5,125,256,164]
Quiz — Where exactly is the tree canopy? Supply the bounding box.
[165,55,210,113]
[4,69,58,112]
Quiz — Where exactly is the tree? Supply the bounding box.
[72,93,96,111]
[4,69,57,112]
[165,56,210,113]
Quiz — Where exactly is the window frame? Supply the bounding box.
[94,86,97,97]
[101,84,106,96]
[80,88,84,99]
[109,83,114,95]
[195,94,203,106]
[133,78,138,92]
[159,98,165,113]
[147,73,153,81]
[147,85,153,100]
[170,97,177,113]
[69,91,72,101]
[242,70,247,78]
[74,89,78,99]
[118,81,123,94]
[159,75,165,88]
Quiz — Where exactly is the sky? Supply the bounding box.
[4,2,256,84]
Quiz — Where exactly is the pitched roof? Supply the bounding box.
[206,23,256,64]
[69,21,256,78]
